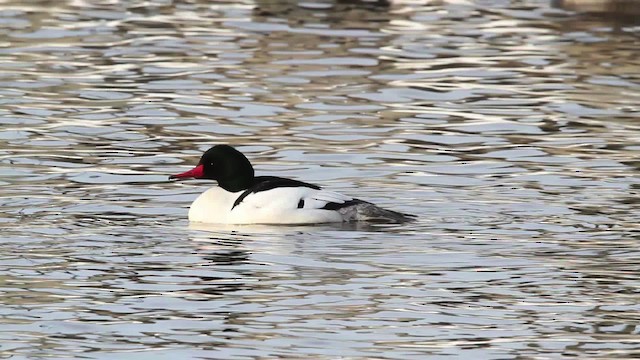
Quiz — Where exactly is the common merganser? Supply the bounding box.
[169,145,415,224]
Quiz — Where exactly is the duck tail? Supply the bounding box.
[333,199,416,223]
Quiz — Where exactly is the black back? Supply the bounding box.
[232,176,320,209]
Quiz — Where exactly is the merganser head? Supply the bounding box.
[169,145,255,192]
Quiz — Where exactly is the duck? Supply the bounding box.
[169,145,415,225]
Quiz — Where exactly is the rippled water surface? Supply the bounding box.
[1,0,640,358]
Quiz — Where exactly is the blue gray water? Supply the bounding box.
[1,0,639,358]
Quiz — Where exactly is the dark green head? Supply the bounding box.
[169,145,255,192]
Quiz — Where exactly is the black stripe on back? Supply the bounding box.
[232,176,320,210]
[321,199,365,211]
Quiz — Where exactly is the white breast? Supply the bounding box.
[188,187,240,224]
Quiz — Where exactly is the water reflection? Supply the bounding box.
[553,0,640,17]
[1,0,640,358]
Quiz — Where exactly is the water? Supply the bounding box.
[1,0,639,358]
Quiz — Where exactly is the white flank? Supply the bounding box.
[188,186,352,224]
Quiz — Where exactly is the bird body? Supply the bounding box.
[170,145,415,225]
